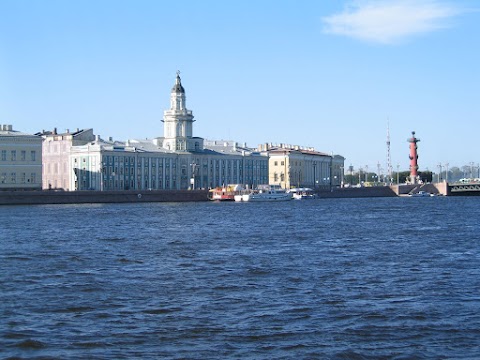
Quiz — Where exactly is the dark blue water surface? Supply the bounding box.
[1,197,480,359]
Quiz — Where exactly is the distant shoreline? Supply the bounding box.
[1,183,474,205]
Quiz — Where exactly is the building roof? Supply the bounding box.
[0,124,41,139]
[35,128,89,137]
[203,139,263,156]
[72,135,265,158]
[267,146,331,157]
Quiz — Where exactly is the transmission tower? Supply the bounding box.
[386,122,393,183]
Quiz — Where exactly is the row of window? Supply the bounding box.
[72,156,267,172]
[0,172,37,184]
[273,160,331,167]
[1,150,37,162]
[44,162,69,174]
[45,144,68,153]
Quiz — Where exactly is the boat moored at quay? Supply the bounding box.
[234,185,291,202]
[288,187,316,200]
[208,184,245,201]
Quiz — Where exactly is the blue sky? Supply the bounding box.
[1,0,479,173]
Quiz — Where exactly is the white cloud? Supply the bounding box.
[322,0,463,44]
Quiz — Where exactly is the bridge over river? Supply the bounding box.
[448,181,480,195]
[394,181,480,196]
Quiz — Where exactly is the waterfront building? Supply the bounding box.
[0,124,42,190]
[40,73,268,191]
[259,143,344,189]
[36,72,343,191]
[38,128,95,190]
[65,137,267,191]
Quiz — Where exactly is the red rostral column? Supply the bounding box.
[408,131,420,183]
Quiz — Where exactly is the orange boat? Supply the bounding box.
[208,184,243,201]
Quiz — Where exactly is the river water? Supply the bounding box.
[1,197,480,359]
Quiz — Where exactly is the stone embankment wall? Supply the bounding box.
[0,190,209,205]
[318,186,398,198]
[392,183,449,196]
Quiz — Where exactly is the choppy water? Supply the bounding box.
[1,197,480,359]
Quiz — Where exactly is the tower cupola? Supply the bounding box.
[171,72,185,94]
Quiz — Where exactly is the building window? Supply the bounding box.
[1,150,6,161]
[281,161,284,166]
[31,173,36,184]
[21,151,26,161]
[11,151,16,161]
[21,173,26,183]
[31,151,36,162]
[1,172,6,183]
[274,161,278,166]
[11,172,16,183]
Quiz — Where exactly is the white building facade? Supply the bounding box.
[51,73,268,191]
[0,124,42,190]
[68,140,268,191]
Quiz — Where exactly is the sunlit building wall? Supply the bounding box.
[0,124,42,190]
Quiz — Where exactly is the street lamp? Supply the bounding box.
[190,162,198,190]
[348,165,354,186]
[340,166,344,187]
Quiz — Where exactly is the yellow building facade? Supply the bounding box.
[259,144,344,189]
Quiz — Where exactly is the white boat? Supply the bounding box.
[410,190,433,197]
[288,187,316,200]
[236,185,291,202]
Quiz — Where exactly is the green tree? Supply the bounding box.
[418,171,432,183]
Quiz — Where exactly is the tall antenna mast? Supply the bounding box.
[386,121,393,183]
